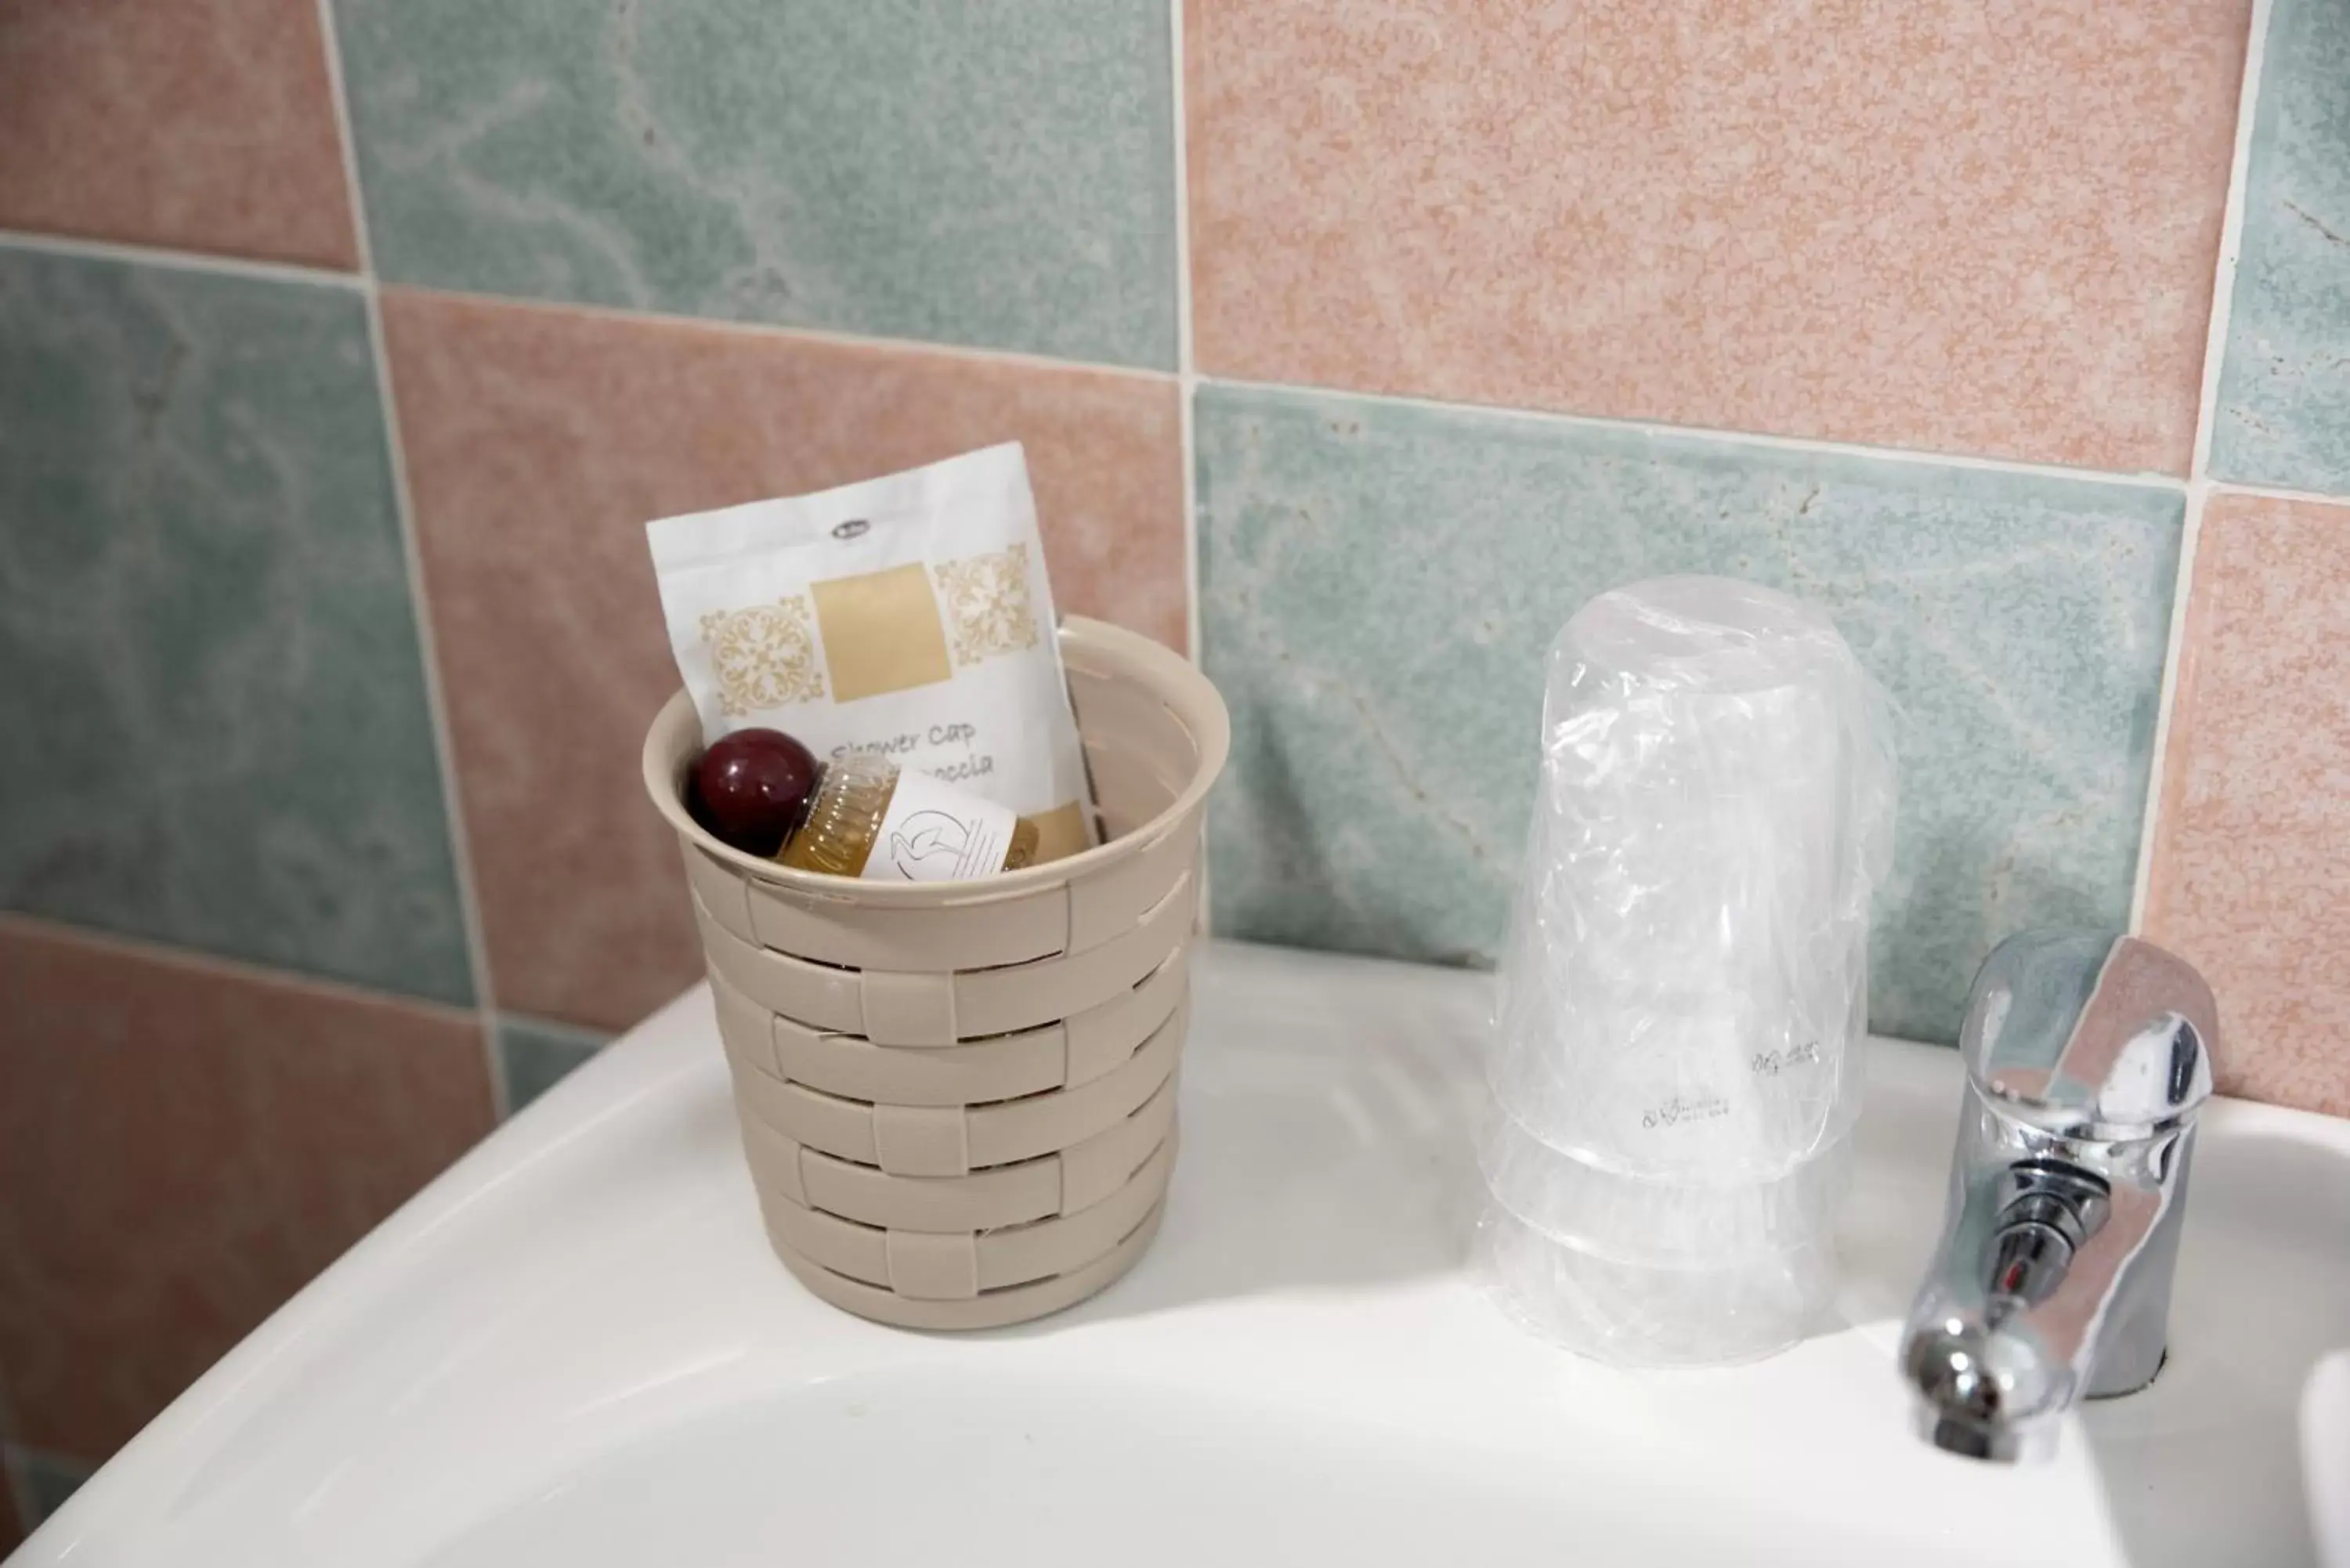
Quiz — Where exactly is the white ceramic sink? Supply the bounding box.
[20,943,2350,1566]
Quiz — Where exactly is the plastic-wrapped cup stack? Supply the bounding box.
[1480,576,1896,1366]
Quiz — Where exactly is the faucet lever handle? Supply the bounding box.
[1957,930,2220,1140]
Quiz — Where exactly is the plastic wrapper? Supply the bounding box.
[1477,1207,1838,1367]
[1491,576,1895,1180]
[1480,576,1894,1365]
[1480,1112,1853,1264]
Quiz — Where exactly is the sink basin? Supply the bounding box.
[19,943,2349,1566]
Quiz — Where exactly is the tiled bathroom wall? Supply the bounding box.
[2,0,2345,1514]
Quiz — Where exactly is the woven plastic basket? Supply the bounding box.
[643,617,1229,1328]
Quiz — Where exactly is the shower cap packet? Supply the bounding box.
[648,443,1097,863]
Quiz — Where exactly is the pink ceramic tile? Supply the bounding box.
[381,289,1188,1031]
[0,0,358,269]
[0,919,493,1461]
[1186,0,2247,474]
[2146,493,2350,1117]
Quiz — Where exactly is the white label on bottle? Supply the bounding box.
[862,768,1020,882]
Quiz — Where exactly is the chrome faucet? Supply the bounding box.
[1899,930,2221,1463]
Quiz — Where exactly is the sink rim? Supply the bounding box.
[16,941,2348,1568]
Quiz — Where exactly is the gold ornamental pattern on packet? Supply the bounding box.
[934,543,1041,667]
[701,596,826,716]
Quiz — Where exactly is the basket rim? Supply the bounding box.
[642,616,1229,906]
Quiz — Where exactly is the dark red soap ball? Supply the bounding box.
[692,728,819,857]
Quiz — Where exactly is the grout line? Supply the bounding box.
[1168,0,1213,937]
[2203,475,2350,510]
[2131,0,2272,934]
[0,226,362,291]
[0,911,479,1025]
[1169,0,1203,668]
[1203,371,2193,494]
[0,211,1180,392]
[2189,0,2269,487]
[486,1043,515,1118]
[385,279,1178,388]
[312,0,374,276]
[2132,487,2207,934]
[1,222,2232,512]
[354,303,504,1115]
[0,251,1175,395]
[313,0,508,1116]
[3,233,2266,511]
[1178,383,1203,657]
[495,1010,616,1048]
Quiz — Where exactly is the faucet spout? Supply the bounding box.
[1898,931,2219,1464]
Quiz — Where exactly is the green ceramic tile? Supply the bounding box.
[2211,0,2350,494]
[333,0,1178,369]
[10,1446,89,1526]
[1196,385,2184,1044]
[0,247,472,1004]
[497,1014,610,1112]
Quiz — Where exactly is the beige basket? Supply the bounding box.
[643,617,1229,1328]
